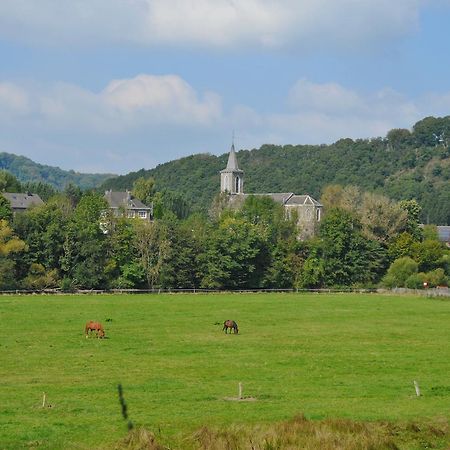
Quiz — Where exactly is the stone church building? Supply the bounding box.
[220,144,323,239]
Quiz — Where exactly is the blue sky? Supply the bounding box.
[1,0,450,174]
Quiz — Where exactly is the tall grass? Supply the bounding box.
[113,415,449,450]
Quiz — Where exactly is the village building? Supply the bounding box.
[220,144,323,239]
[2,192,44,215]
[104,190,153,221]
[437,226,450,248]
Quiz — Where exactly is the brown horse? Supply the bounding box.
[223,320,239,334]
[85,321,105,339]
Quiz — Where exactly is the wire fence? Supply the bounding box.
[0,287,448,296]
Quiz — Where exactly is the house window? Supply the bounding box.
[316,209,321,221]
[127,210,136,218]
[235,176,240,193]
[138,211,147,219]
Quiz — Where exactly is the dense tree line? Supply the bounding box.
[0,172,448,291]
[0,152,114,190]
[101,116,450,225]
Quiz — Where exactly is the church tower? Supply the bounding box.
[220,143,244,194]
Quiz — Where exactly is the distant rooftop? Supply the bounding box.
[437,225,450,243]
[104,190,152,210]
[2,192,44,210]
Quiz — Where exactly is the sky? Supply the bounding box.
[1,1,450,175]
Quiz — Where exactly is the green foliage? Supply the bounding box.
[21,181,57,202]
[298,247,325,288]
[405,272,427,289]
[0,169,22,192]
[200,216,268,289]
[382,257,418,288]
[0,152,115,189]
[159,217,205,288]
[0,219,27,289]
[399,199,423,240]
[388,232,418,261]
[12,197,70,277]
[153,189,190,219]
[415,239,445,272]
[412,116,450,148]
[386,128,412,150]
[422,224,439,240]
[101,116,450,225]
[0,194,12,221]
[132,176,155,207]
[60,193,109,288]
[133,219,170,288]
[316,209,388,287]
[22,263,59,289]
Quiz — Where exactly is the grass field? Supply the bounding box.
[0,292,449,449]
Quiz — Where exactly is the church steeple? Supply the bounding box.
[220,142,244,194]
[226,143,239,170]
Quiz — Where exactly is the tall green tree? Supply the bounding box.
[0,170,22,192]
[318,209,388,287]
[0,219,27,289]
[159,216,205,289]
[61,193,108,288]
[132,177,156,207]
[0,195,12,222]
[200,216,268,289]
[105,216,145,288]
[13,197,70,278]
[133,219,170,289]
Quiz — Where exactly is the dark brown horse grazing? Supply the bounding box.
[85,321,105,339]
[223,320,238,334]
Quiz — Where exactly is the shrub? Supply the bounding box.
[382,257,418,288]
[60,277,75,292]
[425,268,448,287]
[405,273,426,289]
[22,263,59,290]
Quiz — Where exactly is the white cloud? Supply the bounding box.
[0,74,222,133]
[1,74,449,174]
[0,82,30,115]
[275,79,420,142]
[103,74,221,125]
[288,79,364,114]
[0,0,433,50]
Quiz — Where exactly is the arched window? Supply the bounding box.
[316,208,321,221]
[235,176,240,193]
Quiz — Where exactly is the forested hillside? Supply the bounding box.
[0,152,115,189]
[101,116,450,224]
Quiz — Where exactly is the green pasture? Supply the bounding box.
[0,293,449,449]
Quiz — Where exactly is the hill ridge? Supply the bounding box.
[0,151,115,190]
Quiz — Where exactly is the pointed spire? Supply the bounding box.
[226,143,239,170]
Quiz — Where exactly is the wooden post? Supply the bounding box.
[413,381,421,397]
[238,382,243,400]
[42,392,46,408]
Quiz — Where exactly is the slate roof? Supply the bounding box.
[2,192,44,210]
[238,192,322,207]
[285,194,323,207]
[104,190,152,210]
[221,144,243,173]
[437,226,450,243]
